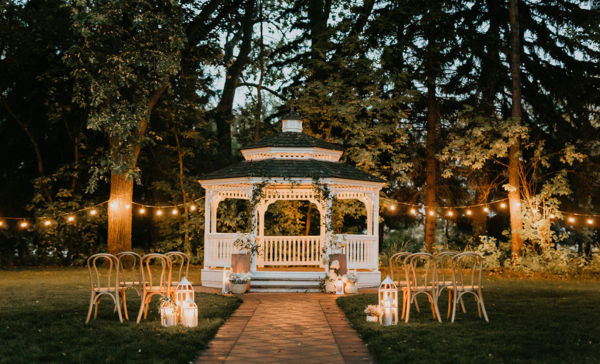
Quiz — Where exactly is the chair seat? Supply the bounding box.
[402,286,435,292]
[93,287,125,293]
[171,281,194,286]
[437,280,453,287]
[144,286,169,293]
[393,281,408,287]
[121,281,140,286]
[448,285,482,291]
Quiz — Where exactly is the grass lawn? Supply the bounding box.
[338,273,600,364]
[0,267,241,364]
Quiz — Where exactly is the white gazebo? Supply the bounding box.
[199,112,385,290]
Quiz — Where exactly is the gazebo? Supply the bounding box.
[199,112,385,290]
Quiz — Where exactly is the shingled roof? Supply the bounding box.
[199,159,385,183]
[240,132,344,151]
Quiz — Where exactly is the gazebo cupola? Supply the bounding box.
[198,111,385,289]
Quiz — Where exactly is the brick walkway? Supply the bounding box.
[195,293,374,364]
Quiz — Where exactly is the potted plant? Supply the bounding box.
[233,233,260,255]
[343,272,359,294]
[364,305,379,322]
[322,273,336,293]
[229,272,252,294]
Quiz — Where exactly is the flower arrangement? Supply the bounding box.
[229,272,252,284]
[322,254,330,266]
[364,305,379,317]
[234,233,260,255]
[324,273,335,282]
[321,232,346,254]
[330,260,340,269]
[344,273,358,283]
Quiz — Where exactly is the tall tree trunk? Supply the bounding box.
[424,30,439,253]
[174,126,190,252]
[508,0,524,258]
[254,0,264,142]
[107,172,134,254]
[472,176,488,243]
[305,203,312,236]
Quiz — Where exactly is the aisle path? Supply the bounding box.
[195,293,374,364]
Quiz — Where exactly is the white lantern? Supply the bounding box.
[160,299,177,327]
[378,276,398,325]
[181,298,198,328]
[335,276,344,295]
[222,266,232,294]
[175,277,194,323]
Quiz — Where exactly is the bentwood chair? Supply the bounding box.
[116,252,143,297]
[86,253,126,324]
[390,252,420,314]
[448,252,489,323]
[402,253,442,323]
[136,254,173,323]
[165,251,190,285]
[434,251,459,298]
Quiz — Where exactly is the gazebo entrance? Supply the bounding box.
[199,112,384,291]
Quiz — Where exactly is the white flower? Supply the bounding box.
[330,260,340,269]
[321,254,330,265]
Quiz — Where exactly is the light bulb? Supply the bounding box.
[569,217,575,223]
[172,209,178,215]
[390,205,395,211]
[190,205,196,211]
[44,220,51,226]
[90,210,97,215]
[125,204,131,209]
[484,207,489,212]
[157,210,163,216]
[429,210,435,216]
[21,222,28,228]
[550,214,555,219]
[139,208,145,214]
[588,219,593,225]
[0,221,3,227]
[500,203,506,208]
[410,209,416,215]
[68,216,74,222]
[447,211,453,217]
[467,210,472,215]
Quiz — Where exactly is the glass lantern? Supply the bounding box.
[181,298,198,328]
[378,276,398,325]
[222,266,232,294]
[335,276,345,295]
[175,277,195,323]
[160,299,177,327]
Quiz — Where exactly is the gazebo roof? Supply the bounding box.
[240,132,344,151]
[198,159,385,183]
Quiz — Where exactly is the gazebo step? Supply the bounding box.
[250,287,323,293]
[251,277,321,282]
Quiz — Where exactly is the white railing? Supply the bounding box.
[342,234,378,269]
[205,233,237,267]
[258,236,324,266]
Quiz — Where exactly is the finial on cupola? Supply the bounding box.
[281,107,303,133]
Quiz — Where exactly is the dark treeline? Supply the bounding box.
[0,0,599,266]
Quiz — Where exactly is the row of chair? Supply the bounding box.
[86,251,190,324]
[389,251,489,323]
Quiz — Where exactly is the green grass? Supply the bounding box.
[0,267,241,364]
[338,274,600,364]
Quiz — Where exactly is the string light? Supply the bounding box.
[569,217,575,223]
[190,205,196,211]
[447,211,453,217]
[410,209,416,215]
[90,210,97,216]
[484,207,489,212]
[0,221,3,227]
[156,210,163,216]
[429,210,435,216]
[501,203,506,208]
[550,214,555,219]
[44,220,51,226]
[467,210,472,215]
[139,208,146,214]
[125,204,131,209]
[588,219,593,225]
[390,205,395,211]
[21,221,28,228]
[172,209,178,215]
[67,216,75,222]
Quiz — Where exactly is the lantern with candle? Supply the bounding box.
[181,298,198,328]
[222,266,232,294]
[160,298,177,327]
[378,276,398,326]
[174,277,194,322]
[335,276,344,295]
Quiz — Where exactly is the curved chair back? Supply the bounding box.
[404,253,437,292]
[116,252,142,289]
[87,253,119,293]
[140,253,173,296]
[434,251,459,285]
[389,252,411,282]
[451,252,483,292]
[165,251,190,283]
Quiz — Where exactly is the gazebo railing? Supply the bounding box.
[341,234,378,269]
[205,233,237,267]
[258,236,323,266]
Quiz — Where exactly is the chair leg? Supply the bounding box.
[115,292,123,323]
[401,291,407,320]
[460,296,466,313]
[414,296,420,313]
[447,290,452,320]
[94,295,100,320]
[478,289,489,322]
[136,291,147,323]
[121,291,129,321]
[85,293,95,324]
[404,292,411,323]
[432,294,442,323]
[144,295,152,319]
[476,294,482,318]
[451,292,458,323]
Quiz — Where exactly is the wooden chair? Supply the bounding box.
[434,251,459,298]
[136,253,173,323]
[165,251,190,285]
[86,253,126,324]
[390,252,420,314]
[448,252,489,323]
[402,253,442,323]
[116,252,142,296]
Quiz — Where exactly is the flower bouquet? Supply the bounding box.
[343,272,359,294]
[229,272,252,294]
[364,305,379,322]
[234,233,260,255]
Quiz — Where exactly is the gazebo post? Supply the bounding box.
[203,190,214,269]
